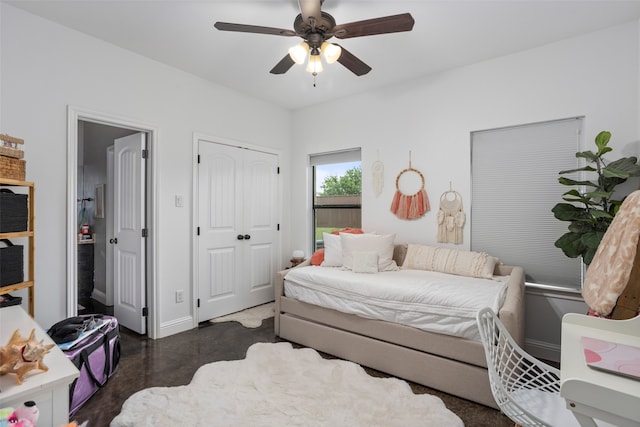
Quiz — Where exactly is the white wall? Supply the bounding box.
[291,21,640,360]
[0,4,292,334]
[291,21,639,251]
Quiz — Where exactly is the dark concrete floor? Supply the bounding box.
[71,313,513,427]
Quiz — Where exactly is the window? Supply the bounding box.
[471,118,584,290]
[310,149,362,250]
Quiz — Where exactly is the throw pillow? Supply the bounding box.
[320,228,366,267]
[341,233,399,271]
[352,251,379,273]
[402,244,498,279]
[321,233,343,267]
[332,228,364,235]
[310,249,325,266]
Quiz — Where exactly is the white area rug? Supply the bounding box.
[110,342,463,427]
[209,302,274,328]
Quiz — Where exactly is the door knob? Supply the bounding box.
[237,234,245,240]
[109,238,118,244]
[244,234,251,240]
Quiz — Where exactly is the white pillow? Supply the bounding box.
[401,244,498,279]
[352,251,379,273]
[341,233,399,271]
[320,232,343,267]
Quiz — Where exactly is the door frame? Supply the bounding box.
[192,132,283,324]
[66,105,159,338]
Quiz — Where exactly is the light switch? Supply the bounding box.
[175,195,184,207]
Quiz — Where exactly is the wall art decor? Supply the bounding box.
[390,152,430,220]
[437,184,465,244]
[372,150,384,198]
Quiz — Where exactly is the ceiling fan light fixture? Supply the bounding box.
[288,41,309,64]
[306,53,324,75]
[320,42,341,64]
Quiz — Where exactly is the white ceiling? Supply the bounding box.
[6,0,640,110]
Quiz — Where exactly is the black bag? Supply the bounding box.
[47,314,105,344]
[48,314,121,415]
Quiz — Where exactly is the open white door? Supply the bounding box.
[113,133,146,334]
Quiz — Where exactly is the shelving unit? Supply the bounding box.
[0,178,35,316]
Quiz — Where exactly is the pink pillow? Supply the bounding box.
[310,249,325,266]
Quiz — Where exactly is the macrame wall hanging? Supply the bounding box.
[437,183,465,244]
[390,152,430,220]
[372,149,384,198]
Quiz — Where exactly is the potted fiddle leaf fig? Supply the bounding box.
[552,130,640,265]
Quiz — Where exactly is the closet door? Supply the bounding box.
[197,141,279,322]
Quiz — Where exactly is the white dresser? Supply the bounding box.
[0,306,79,426]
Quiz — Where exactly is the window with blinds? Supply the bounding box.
[471,117,584,289]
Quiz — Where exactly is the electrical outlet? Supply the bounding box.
[176,289,184,303]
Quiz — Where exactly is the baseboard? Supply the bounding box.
[525,338,561,363]
[91,289,107,306]
[158,315,194,338]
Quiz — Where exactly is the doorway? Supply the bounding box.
[67,107,157,337]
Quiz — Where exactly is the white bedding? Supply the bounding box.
[284,266,508,340]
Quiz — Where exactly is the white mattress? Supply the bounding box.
[284,266,509,340]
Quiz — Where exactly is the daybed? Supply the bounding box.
[274,243,525,409]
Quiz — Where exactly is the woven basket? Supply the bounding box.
[0,155,26,180]
[0,146,24,159]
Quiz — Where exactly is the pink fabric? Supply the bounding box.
[582,190,640,316]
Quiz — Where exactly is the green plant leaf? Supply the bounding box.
[584,190,612,200]
[554,232,586,258]
[601,176,627,192]
[558,166,596,174]
[568,221,595,233]
[552,203,587,221]
[583,247,597,265]
[575,151,598,162]
[582,231,605,249]
[558,177,598,187]
[603,157,640,178]
[594,131,611,153]
[588,209,613,219]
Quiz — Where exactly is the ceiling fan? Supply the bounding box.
[214,0,415,77]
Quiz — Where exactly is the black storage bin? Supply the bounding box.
[0,239,24,285]
[0,189,28,232]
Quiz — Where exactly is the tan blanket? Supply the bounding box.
[582,190,640,316]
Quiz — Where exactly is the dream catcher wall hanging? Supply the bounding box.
[390,153,430,220]
[372,149,384,198]
[437,184,465,244]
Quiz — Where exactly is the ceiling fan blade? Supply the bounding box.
[214,22,297,37]
[298,0,322,25]
[333,13,415,39]
[270,54,296,74]
[335,45,371,76]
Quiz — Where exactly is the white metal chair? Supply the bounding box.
[477,307,580,427]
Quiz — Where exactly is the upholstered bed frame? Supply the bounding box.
[274,244,525,409]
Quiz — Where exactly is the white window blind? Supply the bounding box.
[471,117,583,289]
[309,148,361,166]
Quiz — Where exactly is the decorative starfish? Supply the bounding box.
[0,329,55,385]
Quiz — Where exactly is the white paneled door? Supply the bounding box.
[197,141,279,322]
[113,133,147,334]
